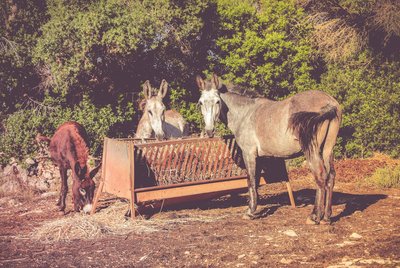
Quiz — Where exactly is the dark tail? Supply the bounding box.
[289,104,338,158]
[35,133,51,145]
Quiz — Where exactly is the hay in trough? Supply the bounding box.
[30,200,228,243]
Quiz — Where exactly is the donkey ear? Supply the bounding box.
[89,164,101,179]
[158,79,168,99]
[139,99,147,111]
[196,75,205,91]
[74,163,81,177]
[212,73,219,89]
[143,80,152,99]
[74,163,87,180]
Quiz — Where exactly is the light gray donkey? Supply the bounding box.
[197,74,342,225]
[136,79,188,140]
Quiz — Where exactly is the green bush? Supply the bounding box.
[215,0,316,98]
[365,165,400,189]
[0,95,135,165]
[320,56,400,158]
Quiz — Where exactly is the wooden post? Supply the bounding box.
[286,181,296,208]
[90,181,104,215]
[91,138,108,215]
[128,143,137,219]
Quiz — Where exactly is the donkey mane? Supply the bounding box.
[70,127,90,168]
[223,83,263,99]
[52,122,90,168]
[223,91,259,107]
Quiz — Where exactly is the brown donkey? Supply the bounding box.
[36,122,100,213]
[197,74,342,224]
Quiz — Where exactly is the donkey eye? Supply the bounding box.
[148,110,153,116]
[216,100,220,105]
[79,188,86,196]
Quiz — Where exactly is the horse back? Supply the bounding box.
[164,110,188,137]
[253,90,340,157]
[287,90,340,114]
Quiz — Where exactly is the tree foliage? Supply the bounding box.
[1,0,400,164]
[215,0,315,98]
[321,55,400,157]
[0,0,47,115]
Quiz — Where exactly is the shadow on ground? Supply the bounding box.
[139,188,386,222]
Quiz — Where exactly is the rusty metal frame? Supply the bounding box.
[91,136,296,219]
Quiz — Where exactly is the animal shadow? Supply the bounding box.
[293,188,387,222]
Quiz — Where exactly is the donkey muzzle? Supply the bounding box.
[83,203,92,214]
[156,133,165,141]
[206,129,214,138]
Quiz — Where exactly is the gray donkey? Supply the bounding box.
[197,74,342,225]
[136,79,188,140]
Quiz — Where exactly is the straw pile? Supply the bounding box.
[30,200,228,243]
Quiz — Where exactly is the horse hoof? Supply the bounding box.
[306,216,319,225]
[58,210,66,216]
[242,213,256,220]
[320,219,331,225]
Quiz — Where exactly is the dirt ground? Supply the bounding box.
[1,155,399,267]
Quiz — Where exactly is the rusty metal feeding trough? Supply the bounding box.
[91,136,295,219]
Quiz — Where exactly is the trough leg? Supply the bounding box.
[130,198,137,219]
[90,180,104,215]
[286,181,296,208]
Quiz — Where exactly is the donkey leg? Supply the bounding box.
[58,167,68,211]
[321,119,340,224]
[72,179,81,212]
[321,155,335,224]
[243,153,258,219]
[306,154,328,225]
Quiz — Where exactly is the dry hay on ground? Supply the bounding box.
[29,200,228,243]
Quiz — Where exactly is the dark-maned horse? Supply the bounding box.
[196,74,342,225]
[36,121,101,213]
[136,80,189,140]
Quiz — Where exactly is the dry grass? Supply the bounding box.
[309,13,366,62]
[372,0,400,42]
[29,200,228,243]
[0,37,20,61]
[36,63,54,92]
[365,165,400,189]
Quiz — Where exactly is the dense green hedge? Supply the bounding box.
[0,96,134,165]
[321,57,400,158]
[1,0,399,165]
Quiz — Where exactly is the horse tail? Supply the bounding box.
[289,104,338,158]
[35,133,51,145]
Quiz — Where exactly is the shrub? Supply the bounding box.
[215,0,316,98]
[320,56,400,158]
[0,95,135,166]
[365,165,400,188]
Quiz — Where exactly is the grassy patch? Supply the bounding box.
[365,165,400,188]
